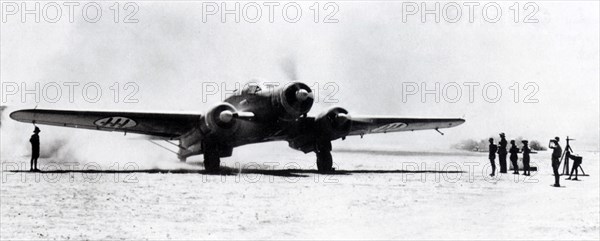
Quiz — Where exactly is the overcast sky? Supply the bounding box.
[1,1,598,152]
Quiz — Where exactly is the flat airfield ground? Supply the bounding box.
[1,145,599,240]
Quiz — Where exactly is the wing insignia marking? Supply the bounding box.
[371,122,407,133]
[94,116,137,129]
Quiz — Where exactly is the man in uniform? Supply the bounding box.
[30,126,40,171]
[549,136,562,187]
[521,140,532,176]
[498,133,508,173]
[488,138,498,177]
[509,140,519,174]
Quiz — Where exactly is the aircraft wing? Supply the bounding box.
[347,116,465,136]
[9,109,200,139]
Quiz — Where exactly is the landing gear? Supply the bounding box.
[315,140,333,173]
[203,142,221,172]
[316,151,333,172]
[204,152,220,172]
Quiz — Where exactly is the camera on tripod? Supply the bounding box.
[559,136,586,180]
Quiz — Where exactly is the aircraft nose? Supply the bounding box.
[296,89,310,101]
[219,110,234,123]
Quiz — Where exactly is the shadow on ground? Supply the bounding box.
[334,148,483,156]
[9,167,466,178]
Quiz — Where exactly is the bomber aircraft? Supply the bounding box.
[10,81,465,172]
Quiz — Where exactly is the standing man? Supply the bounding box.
[521,140,532,176]
[549,137,562,187]
[30,126,40,171]
[488,138,498,177]
[509,140,519,174]
[498,133,508,173]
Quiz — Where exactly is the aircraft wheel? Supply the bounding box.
[203,151,221,172]
[316,150,333,173]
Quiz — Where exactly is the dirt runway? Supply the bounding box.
[1,148,598,240]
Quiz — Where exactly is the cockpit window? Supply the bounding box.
[241,83,262,95]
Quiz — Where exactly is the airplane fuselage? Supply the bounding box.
[178,82,319,159]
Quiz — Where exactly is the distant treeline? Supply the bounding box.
[452,137,547,152]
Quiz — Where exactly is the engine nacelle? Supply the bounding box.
[203,103,240,136]
[315,107,352,140]
[274,82,314,121]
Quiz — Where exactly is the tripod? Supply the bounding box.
[560,136,586,176]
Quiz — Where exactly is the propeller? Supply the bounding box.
[316,107,352,139]
[283,82,314,113]
[326,108,351,128]
[276,55,317,119]
[279,55,314,105]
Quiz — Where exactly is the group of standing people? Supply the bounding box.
[488,133,534,177]
[488,133,572,188]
